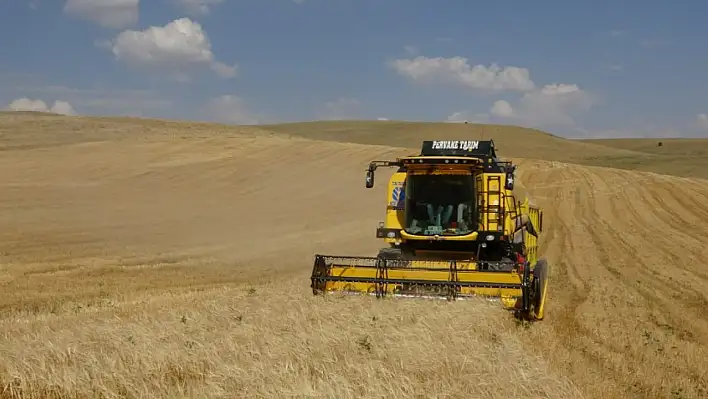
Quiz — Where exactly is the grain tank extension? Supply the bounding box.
[310,139,549,321]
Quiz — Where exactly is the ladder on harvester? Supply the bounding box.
[476,175,506,232]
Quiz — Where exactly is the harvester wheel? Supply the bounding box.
[531,258,549,320]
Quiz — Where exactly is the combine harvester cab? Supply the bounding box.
[310,139,549,321]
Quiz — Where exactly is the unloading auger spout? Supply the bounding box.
[310,139,549,321]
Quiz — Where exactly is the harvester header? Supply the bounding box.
[311,138,549,321]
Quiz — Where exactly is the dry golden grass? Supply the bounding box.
[0,287,580,398]
[2,112,708,398]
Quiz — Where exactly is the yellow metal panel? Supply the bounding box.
[407,168,473,175]
[384,171,406,230]
[400,231,479,241]
[319,265,523,309]
[516,197,541,266]
[329,266,522,285]
[321,281,521,309]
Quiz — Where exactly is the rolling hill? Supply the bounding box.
[1,113,708,398]
[259,120,646,162]
[260,120,708,181]
[580,137,708,179]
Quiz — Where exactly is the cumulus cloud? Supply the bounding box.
[172,0,224,16]
[489,100,514,118]
[11,85,172,117]
[210,61,238,78]
[49,101,76,115]
[445,111,491,124]
[63,0,139,29]
[105,18,237,79]
[200,95,263,125]
[388,55,535,92]
[697,114,708,130]
[445,83,596,131]
[445,112,467,123]
[316,97,362,120]
[403,45,419,56]
[487,84,595,128]
[5,98,76,115]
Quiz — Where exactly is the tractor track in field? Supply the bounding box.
[517,159,708,398]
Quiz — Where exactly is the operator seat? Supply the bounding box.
[426,204,454,226]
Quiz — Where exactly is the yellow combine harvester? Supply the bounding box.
[310,139,549,321]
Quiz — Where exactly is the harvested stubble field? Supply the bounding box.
[2,112,708,398]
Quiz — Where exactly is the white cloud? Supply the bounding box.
[377,117,389,121]
[446,112,465,123]
[200,95,263,125]
[210,61,237,78]
[489,100,514,118]
[49,100,75,115]
[490,84,595,128]
[105,18,237,79]
[446,83,596,130]
[697,114,708,130]
[63,0,139,29]
[9,84,174,117]
[445,111,489,124]
[172,0,224,16]
[388,55,535,92]
[5,98,76,115]
[445,112,471,123]
[316,97,362,120]
[403,45,419,56]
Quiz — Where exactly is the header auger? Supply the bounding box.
[310,139,549,321]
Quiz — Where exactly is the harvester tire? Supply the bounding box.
[532,258,549,320]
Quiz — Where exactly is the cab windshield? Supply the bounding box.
[404,174,477,236]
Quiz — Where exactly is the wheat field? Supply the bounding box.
[2,112,708,398]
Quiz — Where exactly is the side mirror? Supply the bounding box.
[365,170,375,188]
[504,171,514,191]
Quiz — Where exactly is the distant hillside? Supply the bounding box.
[580,138,708,179]
[259,120,645,163]
[580,138,708,156]
[2,112,707,180]
[0,112,273,151]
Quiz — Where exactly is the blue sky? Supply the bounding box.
[1,0,707,138]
